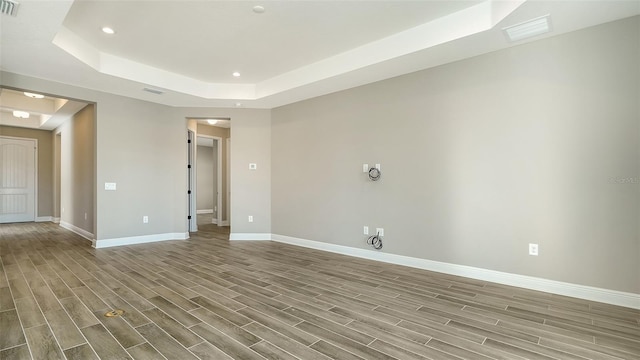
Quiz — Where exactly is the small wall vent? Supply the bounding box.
[142,87,164,95]
[1,0,19,17]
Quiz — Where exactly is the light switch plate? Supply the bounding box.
[249,163,257,170]
[105,182,116,190]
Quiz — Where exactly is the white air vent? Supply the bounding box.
[142,87,164,95]
[1,0,19,16]
[503,15,551,42]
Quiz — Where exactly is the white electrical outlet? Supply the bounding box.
[105,182,117,190]
[375,164,381,170]
[248,215,253,223]
[376,228,384,237]
[529,243,538,256]
[143,216,149,223]
[363,226,369,235]
[249,163,257,170]
[362,164,369,173]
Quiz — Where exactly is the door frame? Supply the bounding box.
[0,135,38,223]
[195,134,223,226]
[187,130,196,232]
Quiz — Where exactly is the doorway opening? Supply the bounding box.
[187,118,231,235]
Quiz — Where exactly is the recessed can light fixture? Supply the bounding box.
[235,102,242,107]
[207,119,218,125]
[24,92,44,99]
[232,72,241,77]
[13,110,29,119]
[252,5,265,14]
[102,26,115,35]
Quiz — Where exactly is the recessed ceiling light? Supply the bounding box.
[207,119,218,125]
[232,72,241,77]
[252,5,265,14]
[24,92,44,99]
[235,102,242,107]
[102,26,115,35]
[13,110,29,119]
[503,15,551,42]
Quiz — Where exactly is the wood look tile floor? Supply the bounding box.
[1,223,639,360]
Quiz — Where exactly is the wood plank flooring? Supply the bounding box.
[0,222,638,360]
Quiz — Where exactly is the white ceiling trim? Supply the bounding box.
[51,0,524,102]
[256,0,525,99]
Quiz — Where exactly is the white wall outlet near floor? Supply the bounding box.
[249,163,257,170]
[363,226,369,235]
[363,164,369,172]
[143,216,149,223]
[529,243,538,256]
[376,228,384,237]
[105,182,116,190]
[248,215,253,222]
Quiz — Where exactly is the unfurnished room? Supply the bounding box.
[0,1,639,359]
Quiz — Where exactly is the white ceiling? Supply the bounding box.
[0,88,88,130]
[1,0,639,110]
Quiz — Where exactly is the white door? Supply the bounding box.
[0,137,36,223]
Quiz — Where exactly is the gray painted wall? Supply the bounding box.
[0,126,53,217]
[1,72,272,240]
[56,104,94,234]
[196,144,215,211]
[271,17,640,293]
[176,108,272,235]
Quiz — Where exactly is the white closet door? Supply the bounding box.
[0,137,36,223]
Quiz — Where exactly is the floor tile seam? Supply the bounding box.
[538,336,632,360]
[249,339,305,360]
[28,303,85,356]
[544,320,640,344]
[505,305,598,326]
[447,317,544,345]
[190,320,268,359]
[421,304,499,325]
[12,255,75,357]
[368,337,438,359]
[125,338,170,360]
[424,337,493,360]
[134,314,207,358]
[484,336,588,360]
[495,319,586,345]
[309,334,378,360]
[286,306,376,341]
[588,315,640,328]
[294,314,380,348]
[0,342,28,354]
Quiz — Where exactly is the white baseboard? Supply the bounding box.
[212,219,218,224]
[220,220,230,226]
[52,217,60,224]
[60,221,94,242]
[229,233,271,241]
[35,216,53,222]
[271,234,640,310]
[94,232,189,249]
[196,209,214,214]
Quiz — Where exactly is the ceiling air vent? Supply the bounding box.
[503,15,551,42]
[1,0,19,16]
[142,87,164,95]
